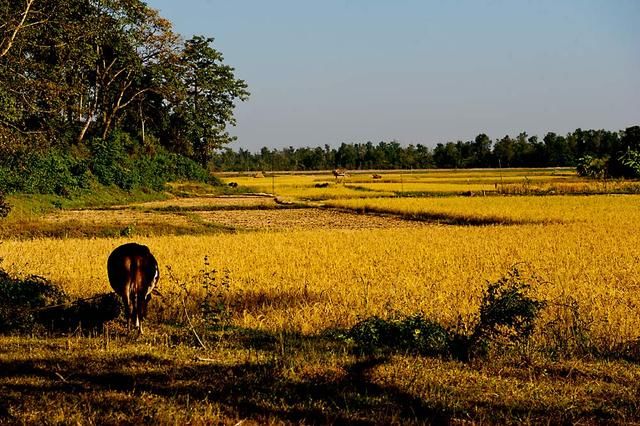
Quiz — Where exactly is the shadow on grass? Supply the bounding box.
[331,206,562,226]
[227,289,325,317]
[0,343,450,424]
[1,324,639,423]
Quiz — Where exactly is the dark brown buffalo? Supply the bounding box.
[107,243,159,333]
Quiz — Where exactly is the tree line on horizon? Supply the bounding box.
[1,1,638,203]
[211,126,640,177]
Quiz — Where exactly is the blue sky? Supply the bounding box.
[147,0,639,150]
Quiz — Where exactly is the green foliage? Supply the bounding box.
[134,150,211,191]
[169,36,250,166]
[88,132,212,192]
[206,126,640,172]
[0,130,212,197]
[89,136,134,189]
[474,268,545,343]
[575,126,640,178]
[348,314,450,356]
[577,155,609,178]
[0,151,91,195]
[577,150,640,179]
[346,267,544,361]
[0,0,248,168]
[0,268,69,333]
[618,149,640,178]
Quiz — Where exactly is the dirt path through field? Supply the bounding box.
[196,207,428,230]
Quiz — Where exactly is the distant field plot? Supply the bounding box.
[345,170,574,184]
[346,182,498,194]
[323,194,640,225]
[225,174,394,200]
[218,168,635,199]
[498,179,640,195]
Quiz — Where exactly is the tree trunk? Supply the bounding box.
[139,101,145,144]
[77,112,93,144]
[101,109,115,139]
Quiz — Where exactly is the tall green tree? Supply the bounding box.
[471,133,492,167]
[170,36,249,166]
[493,135,515,167]
[0,0,182,146]
[543,132,573,166]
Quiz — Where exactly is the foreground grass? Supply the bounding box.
[1,328,639,424]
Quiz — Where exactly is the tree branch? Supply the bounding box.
[0,0,36,58]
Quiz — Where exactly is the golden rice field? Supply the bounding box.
[2,219,640,344]
[323,194,640,224]
[2,174,640,344]
[2,168,640,423]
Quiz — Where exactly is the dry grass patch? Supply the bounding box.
[196,208,424,231]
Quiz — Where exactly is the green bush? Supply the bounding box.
[474,268,544,343]
[618,149,640,178]
[0,267,122,334]
[346,267,544,360]
[0,151,91,195]
[89,136,135,189]
[27,153,91,195]
[0,166,15,193]
[135,151,211,191]
[90,132,212,192]
[0,269,69,332]
[0,131,212,196]
[577,149,640,179]
[349,314,451,356]
[577,155,609,179]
